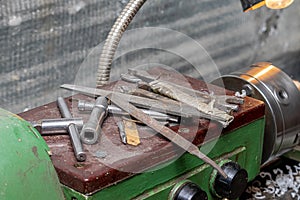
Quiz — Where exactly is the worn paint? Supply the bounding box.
[32,146,39,158]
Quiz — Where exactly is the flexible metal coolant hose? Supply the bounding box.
[96,0,147,87]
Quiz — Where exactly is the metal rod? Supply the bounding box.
[57,97,86,162]
[31,118,83,135]
[78,100,179,123]
[117,121,127,144]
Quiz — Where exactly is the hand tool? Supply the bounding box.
[30,118,83,135]
[57,97,86,162]
[78,100,179,123]
[80,97,108,145]
[119,84,239,118]
[126,68,244,112]
[61,84,233,127]
[117,121,127,144]
[149,80,234,117]
[120,73,144,83]
[106,93,228,178]
[119,85,178,103]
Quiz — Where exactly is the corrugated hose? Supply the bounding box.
[96,0,147,87]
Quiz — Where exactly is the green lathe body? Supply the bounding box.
[0,109,64,200]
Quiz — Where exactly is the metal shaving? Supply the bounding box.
[235,89,247,98]
[245,163,300,199]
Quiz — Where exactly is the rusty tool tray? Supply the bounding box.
[19,68,265,194]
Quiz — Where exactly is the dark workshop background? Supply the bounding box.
[1,0,300,113]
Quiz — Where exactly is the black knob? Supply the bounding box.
[174,181,208,200]
[213,162,248,199]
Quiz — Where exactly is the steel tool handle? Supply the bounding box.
[42,118,83,130]
[57,97,86,162]
[80,97,108,144]
[31,118,83,135]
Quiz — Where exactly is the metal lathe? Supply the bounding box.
[0,0,299,199]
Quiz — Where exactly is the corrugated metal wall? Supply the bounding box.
[1,0,300,113]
